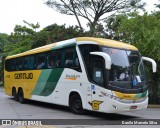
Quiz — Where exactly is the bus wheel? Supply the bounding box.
[18,89,25,104]
[12,88,18,101]
[69,93,85,114]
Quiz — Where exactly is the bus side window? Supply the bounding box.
[63,47,74,68]
[36,53,46,69]
[47,51,58,68]
[79,44,101,79]
[24,57,28,70]
[73,52,81,72]
[18,58,24,70]
[47,50,62,68]
[55,50,62,68]
[12,59,17,71]
[28,56,35,70]
[5,59,12,71]
[63,47,81,72]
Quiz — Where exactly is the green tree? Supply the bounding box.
[45,0,146,36]
[0,33,9,84]
[4,21,40,56]
[105,14,128,40]
[31,23,85,48]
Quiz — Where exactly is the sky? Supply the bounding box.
[0,0,159,34]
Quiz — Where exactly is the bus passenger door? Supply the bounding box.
[90,58,105,111]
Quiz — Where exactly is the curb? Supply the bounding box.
[148,104,160,108]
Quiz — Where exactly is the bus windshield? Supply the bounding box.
[102,47,146,93]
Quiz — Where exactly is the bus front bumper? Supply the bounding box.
[105,97,148,113]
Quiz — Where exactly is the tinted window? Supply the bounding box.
[63,47,74,68]
[36,53,46,69]
[79,44,101,82]
[63,47,81,72]
[5,47,81,72]
[47,50,62,68]
[5,59,11,71]
[103,47,129,68]
[5,56,35,71]
[24,56,35,70]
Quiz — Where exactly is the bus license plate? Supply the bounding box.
[130,106,137,109]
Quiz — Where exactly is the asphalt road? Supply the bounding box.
[0,87,160,128]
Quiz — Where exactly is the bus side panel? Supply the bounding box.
[31,68,65,103]
[57,68,89,108]
[31,68,87,107]
[4,70,42,99]
[4,70,12,96]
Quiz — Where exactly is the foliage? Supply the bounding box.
[3,22,86,55]
[45,0,146,36]
[3,26,35,56]
[0,33,9,82]
[31,23,85,48]
[105,14,128,40]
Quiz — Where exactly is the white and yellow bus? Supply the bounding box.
[4,37,156,114]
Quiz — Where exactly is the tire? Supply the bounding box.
[18,89,25,104]
[69,93,85,114]
[12,88,18,101]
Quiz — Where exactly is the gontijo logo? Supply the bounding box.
[14,73,33,79]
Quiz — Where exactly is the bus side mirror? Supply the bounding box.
[142,57,157,73]
[90,52,111,70]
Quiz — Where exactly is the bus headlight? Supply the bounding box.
[112,95,118,100]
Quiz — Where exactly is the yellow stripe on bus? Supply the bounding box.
[113,91,137,100]
[76,37,138,51]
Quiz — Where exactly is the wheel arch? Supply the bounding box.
[68,90,86,109]
[12,86,17,96]
[18,87,23,92]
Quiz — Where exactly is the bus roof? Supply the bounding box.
[6,37,138,59]
[76,37,138,50]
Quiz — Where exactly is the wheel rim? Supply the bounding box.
[12,89,17,100]
[72,99,82,112]
[19,91,23,102]
[13,89,16,96]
